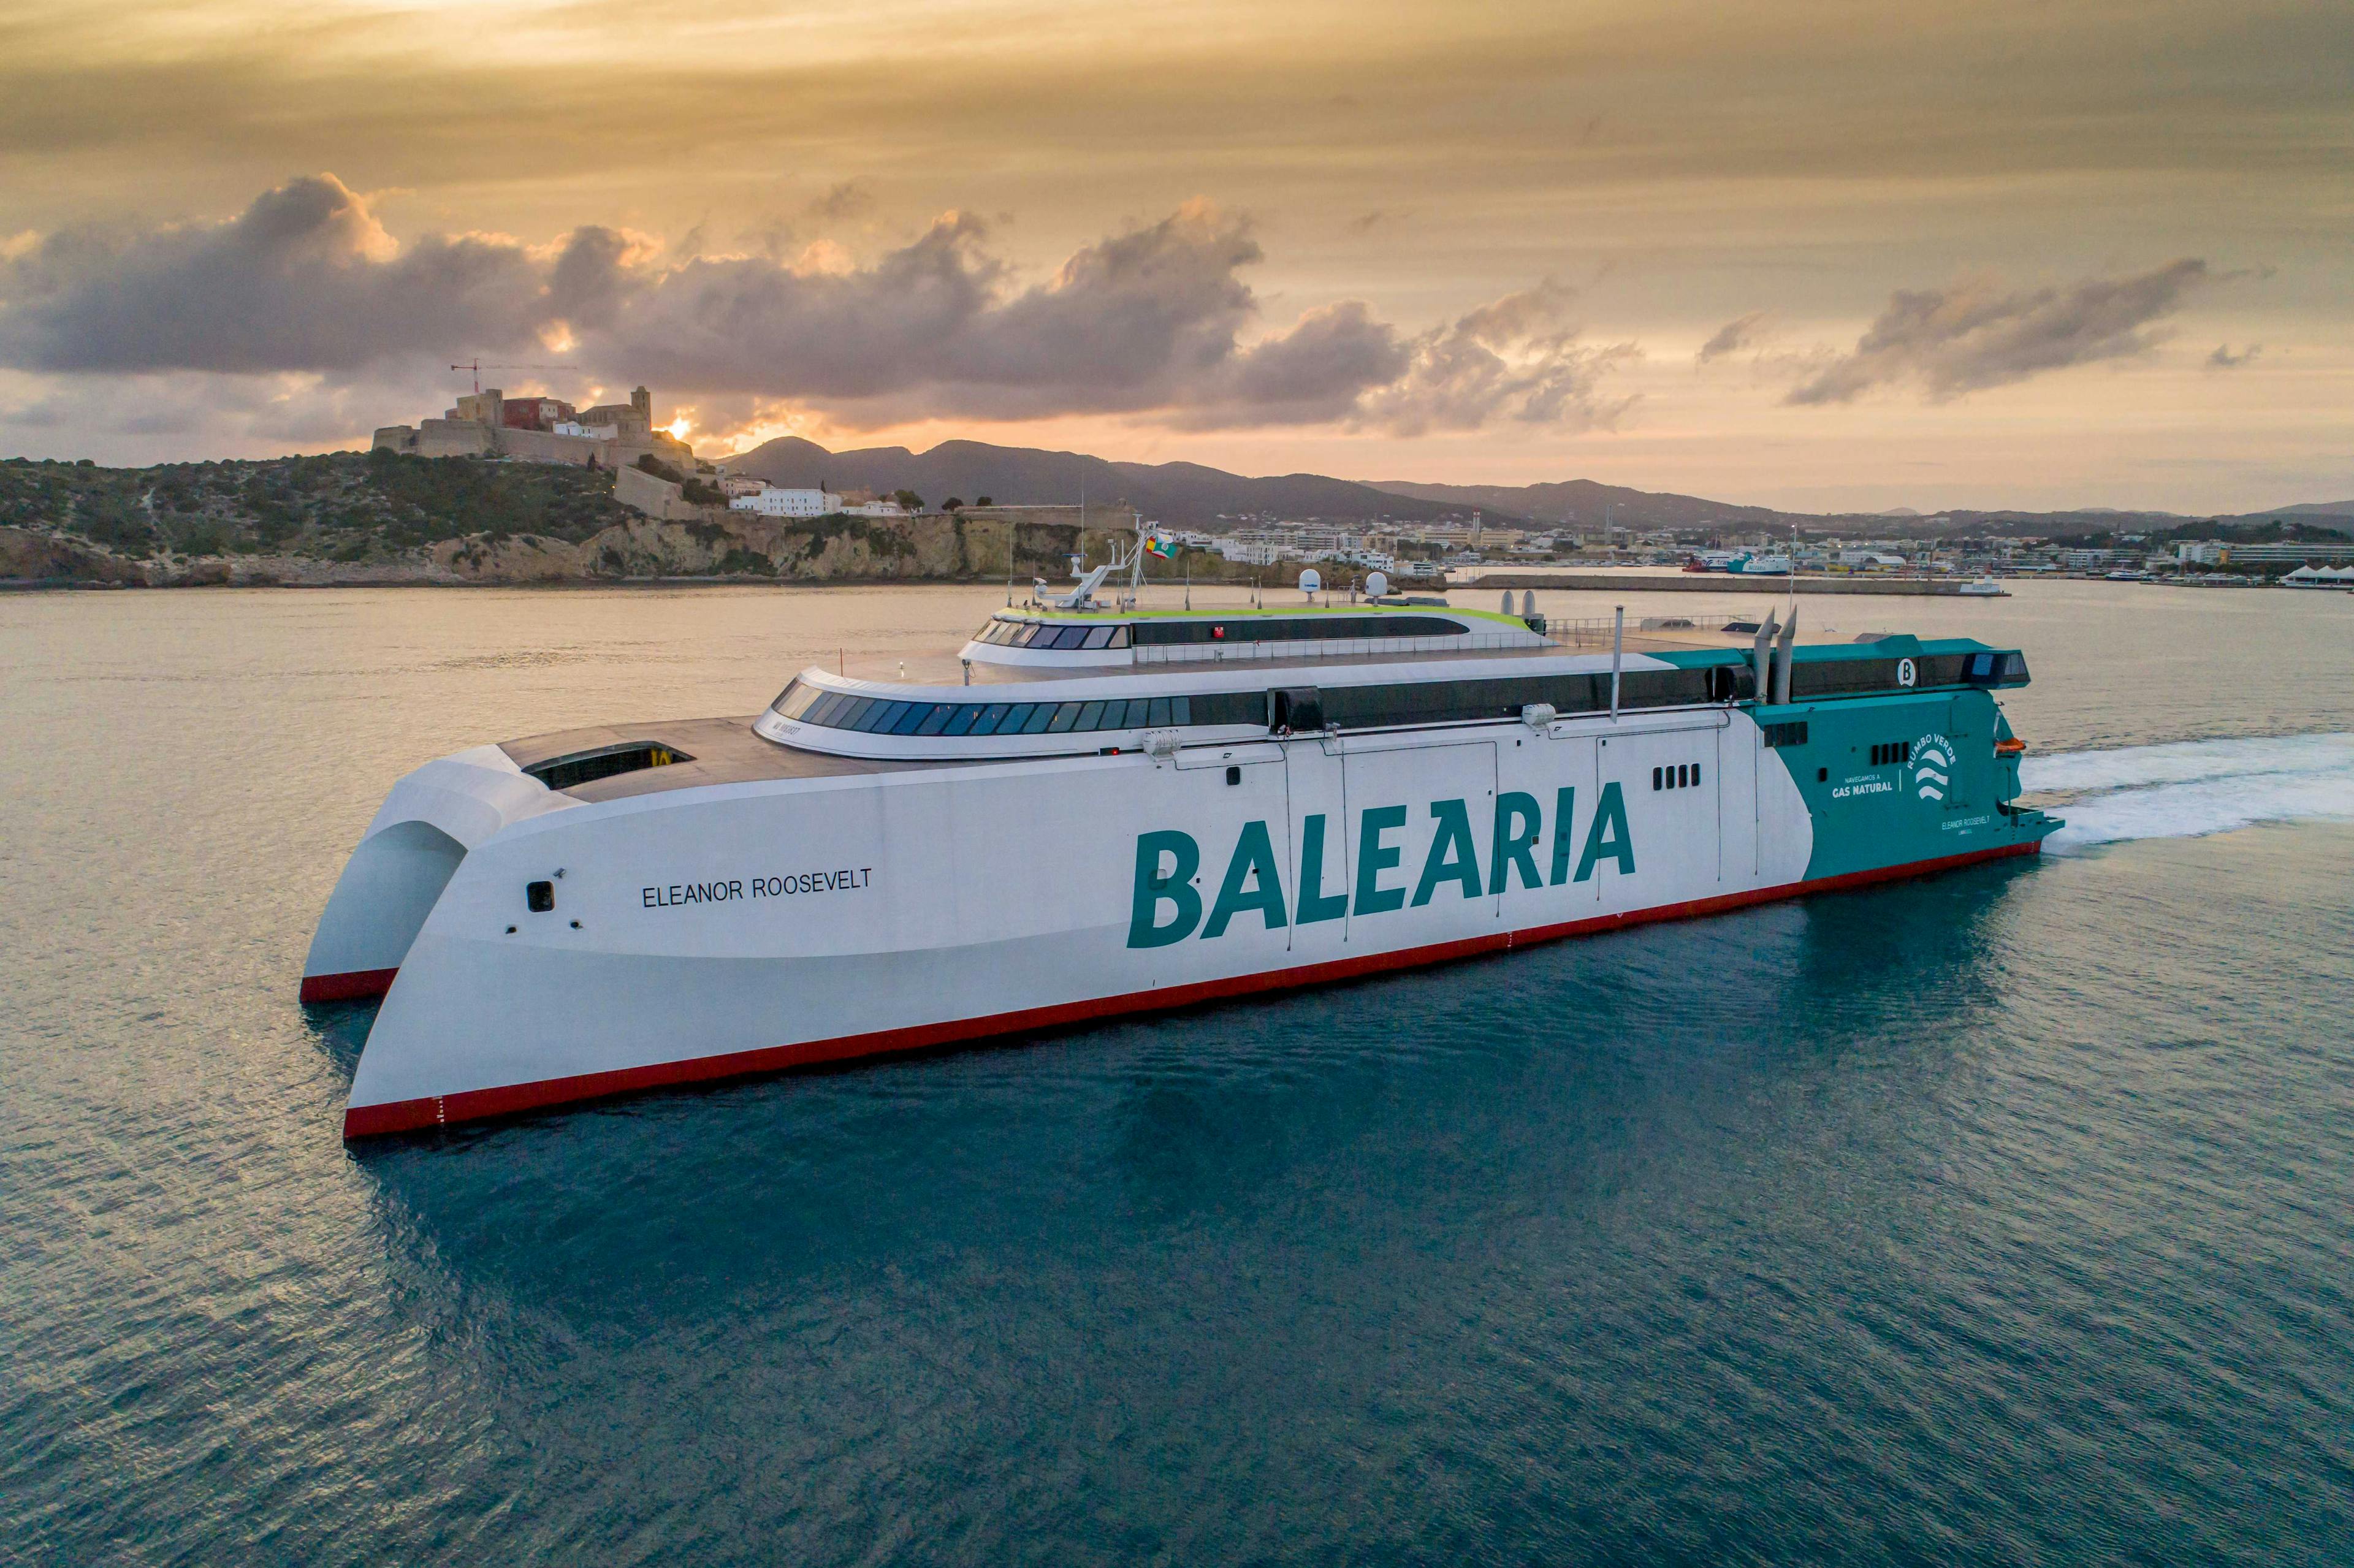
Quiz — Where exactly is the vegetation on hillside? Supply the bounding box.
[0,450,634,563]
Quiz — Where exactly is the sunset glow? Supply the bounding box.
[0,0,2343,511]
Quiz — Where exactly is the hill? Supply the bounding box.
[0,449,634,565]
[1363,476,1783,528]
[0,451,1078,586]
[726,438,1488,526]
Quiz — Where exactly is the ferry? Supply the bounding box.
[1683,550,1748,573]
[305,535,2059,1137]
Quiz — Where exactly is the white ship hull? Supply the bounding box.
[318,708,2046,1135]
[320,707,1829,1133]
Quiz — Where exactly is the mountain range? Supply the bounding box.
[725,435,2351,533]
[1362,478,1780,527]
[726,438,1478,527]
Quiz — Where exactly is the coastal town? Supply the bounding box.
[360,380,2354,588]
[0,375,2344,590]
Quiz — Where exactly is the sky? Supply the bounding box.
[0,0,2345,514]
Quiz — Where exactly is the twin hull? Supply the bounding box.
[317,694,2044,1135]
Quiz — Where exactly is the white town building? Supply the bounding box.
[731,486,848,518]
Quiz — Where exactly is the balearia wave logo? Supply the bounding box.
[1911,733,1954,802]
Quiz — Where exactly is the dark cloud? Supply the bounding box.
[0,177,1636,436]
[1697,310,1767,364]
[2206,342,2261,368]
[1170,302,1411,430]
[1788,259,2214,405]
[0,175,547,375]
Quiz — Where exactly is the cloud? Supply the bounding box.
[0,364,451,464]
[1697,311,1767,364]
[0,175,549,376]
[1354,280,1640,437]
[1786,259,2214,405]
[2206,342,2261,369]
[1167,301,1411,430]
[810,181,875,222]
[0,176,1638,438]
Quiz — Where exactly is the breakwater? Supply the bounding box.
[1462,572,1989,595]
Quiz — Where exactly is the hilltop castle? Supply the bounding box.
[373,384,696,474]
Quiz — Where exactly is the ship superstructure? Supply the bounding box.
[307,573,2056,1136]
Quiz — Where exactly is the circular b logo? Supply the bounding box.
[1897,657,1917,687]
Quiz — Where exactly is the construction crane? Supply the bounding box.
[449,360,579,395]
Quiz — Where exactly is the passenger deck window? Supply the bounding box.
[769,682,1245,740]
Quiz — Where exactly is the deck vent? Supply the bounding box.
[523,741,695,793]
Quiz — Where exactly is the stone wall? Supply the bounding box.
[615,463,701,521]
[495,427,613,468]
[373,420,492,459]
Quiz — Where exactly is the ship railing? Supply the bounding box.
[1132,632,1544,666]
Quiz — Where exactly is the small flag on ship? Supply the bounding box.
[1145,531,1178,560]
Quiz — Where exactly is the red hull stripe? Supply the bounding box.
[300,967,400,1004]
[341,840,2041,1139]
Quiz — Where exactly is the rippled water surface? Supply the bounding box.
[4,580,2352,1564]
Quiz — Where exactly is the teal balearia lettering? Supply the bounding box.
[1126,785,1634,948]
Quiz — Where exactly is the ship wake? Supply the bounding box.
[2021,732,2354,853]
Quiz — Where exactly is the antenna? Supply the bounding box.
[450,359,579,395]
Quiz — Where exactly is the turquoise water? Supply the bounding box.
[4,582,2352,1564]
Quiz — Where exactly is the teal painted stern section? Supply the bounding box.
[1764,689,2059,880]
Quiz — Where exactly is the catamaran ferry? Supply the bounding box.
[307,541,2057,1137]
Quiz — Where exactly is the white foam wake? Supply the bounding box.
[2021,733,2354,853]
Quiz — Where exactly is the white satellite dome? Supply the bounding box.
[1365,570,1390,598]
[1297,567,1322,596]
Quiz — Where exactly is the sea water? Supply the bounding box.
[2,580,2350,1564]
